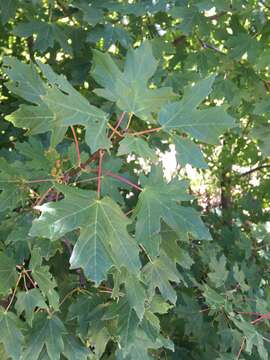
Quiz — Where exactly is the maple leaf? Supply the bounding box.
[159,76,235,144]
[30,185,141,283]
[133,168,211,256]
[3,59,110,151]
[22,313,66,360]
[91,41,175,121]
[0,308,24,360]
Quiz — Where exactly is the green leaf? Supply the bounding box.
[203,285,225,310]
[174,136,208,169]
[13,20,71,53]
[133,168,211,256]
[149,295,173,315]
[169,6,203,34]
[22,313,66,360]
[227,33,262,63]
[15,288,48,326]
[125,273,146,321]
[29,249,59,310]
[87,23,132,49]
[99,157,128,204]
[142,251,180,304]
[0,0,17,24]
[251,123,270,156]
[3,57,46,104]
[30,185,141,283]
[0,308,24,360]
[233,318,268,360]
[159,76,235,144]
[91,41,175,120]
[73,0,103,26]
[232,264,249,292]
[208,254,229,288]
[161,228,194,269]
[44,86,110,151]
[103,298,140,349]
[63,335,90,360]
[117,135,157,161]
[4,58,110,151]
[67,293,111,356]
[0,252,17,296]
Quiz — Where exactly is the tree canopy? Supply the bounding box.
[1,0,270,359]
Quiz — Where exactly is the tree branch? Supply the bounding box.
[197,36,226,55]
[239,164,270,177]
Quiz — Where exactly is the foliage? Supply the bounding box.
[0,0,270,359]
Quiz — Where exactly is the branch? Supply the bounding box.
[205,11,226,20]
[27,36,35,62]
[239,164,270,177]
[64,150,100,180]
[197,36,226,55]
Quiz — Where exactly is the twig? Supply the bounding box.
[27,36,35,62]
[71,126,81,167]
[205,11,226,20]
[64,150,100,180]
[197,36,226,55]
[97,150,104,199]
[239,164,270,177]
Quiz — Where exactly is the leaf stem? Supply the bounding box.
[97,150,104,199]
[109,112,126,139]
[5,273,22,313]
[23,270,37,289]
[236,337,246,359]
[107,123,124,138]
[106,171,142,191]
[71,126,81,167]
[35,186,54,206]
[130,127,162,136]
[124,112,133,132]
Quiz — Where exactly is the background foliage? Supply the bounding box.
[1,0,270,359]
